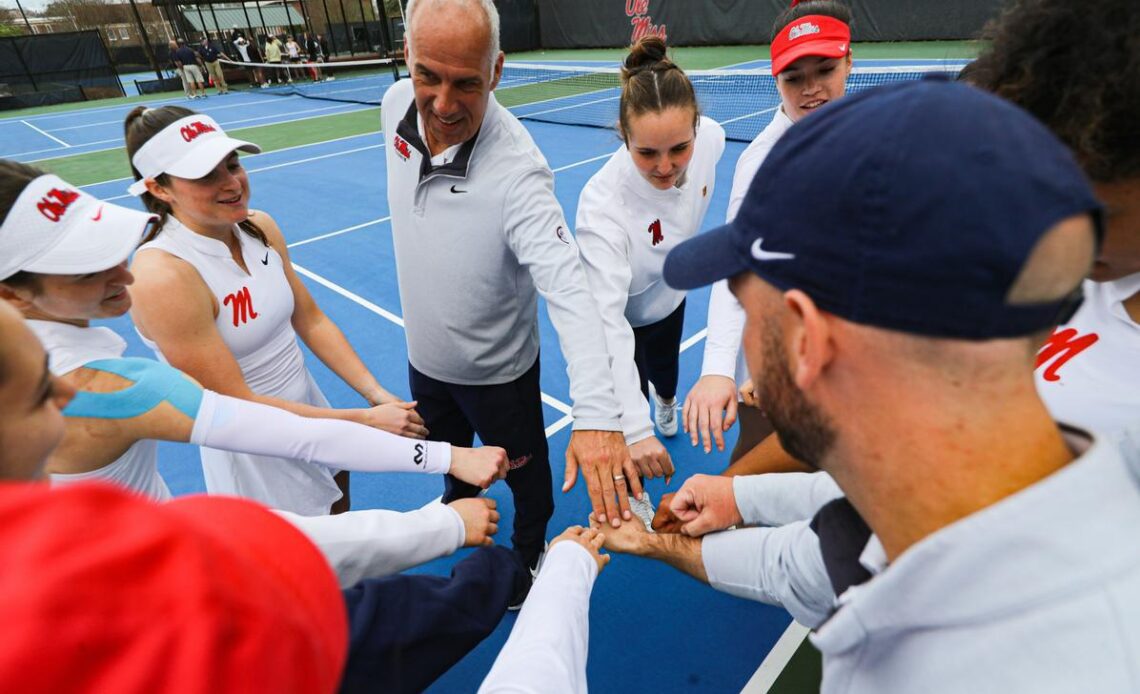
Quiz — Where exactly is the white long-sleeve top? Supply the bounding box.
[576,117,726,443]
[701,108,794,387]
[276,500,466,588]
[700,471,843,628]
[478,541,599,694]
[815,430,1140,693]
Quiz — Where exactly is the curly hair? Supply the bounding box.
[969,0,1140,182]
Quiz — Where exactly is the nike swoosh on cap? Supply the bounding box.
[90,205,104,222]
[751,238,796,261]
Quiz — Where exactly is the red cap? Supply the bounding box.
[771,14,851,76]
[0,483,347,693]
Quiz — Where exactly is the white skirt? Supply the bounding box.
[200,368,342,515]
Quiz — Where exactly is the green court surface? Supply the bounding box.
[35,108,380,185]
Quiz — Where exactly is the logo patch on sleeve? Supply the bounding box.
[393,134,412,161]
[555,225,571,245]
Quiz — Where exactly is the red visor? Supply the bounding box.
[771,14,851,76]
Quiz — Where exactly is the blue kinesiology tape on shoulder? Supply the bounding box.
[61,358,204,420]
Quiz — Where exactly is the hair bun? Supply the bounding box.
[623,35,670,77]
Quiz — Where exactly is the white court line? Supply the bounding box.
[18,104,377,163]
[679,328,708,354]
[99,142,385,203]
[738,619,811,688]
[22,119,69,147]
[0,86,339,126]
[520,94,620,119]
[291,262,575,416]
[82,129,383,190]
[2,135,120,158]
[722,106,778,127]
[552,152,612,172]
[740,622,811,694]
[288,216,390,249]
[48,100,363,132]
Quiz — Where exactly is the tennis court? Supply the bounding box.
[1,42,972,693]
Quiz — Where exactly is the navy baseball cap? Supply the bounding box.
[664,79,1103,339]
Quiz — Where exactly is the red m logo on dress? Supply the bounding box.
[647,218,663,246]
[223,286,259,327]
[36,187,79,222]
[1035,327,1098,382]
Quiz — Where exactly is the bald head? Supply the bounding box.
[406,0,501,71]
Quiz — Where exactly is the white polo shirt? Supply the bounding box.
[702,108,795,387]
[1035,274,1140,434]
[381,78,620,431]
[576,116,726,444]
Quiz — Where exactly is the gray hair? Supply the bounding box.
[405,0,501,73]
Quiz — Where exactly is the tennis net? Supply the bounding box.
[499,62,964,143]
[235,57,963,143]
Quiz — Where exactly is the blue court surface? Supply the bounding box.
[0,59,959,690]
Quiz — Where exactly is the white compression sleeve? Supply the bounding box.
[189,391,451,474]
[479,541,597,694]
[275,500,466,587]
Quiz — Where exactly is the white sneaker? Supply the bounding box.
[628,493,656,533]
[652,390,678,437]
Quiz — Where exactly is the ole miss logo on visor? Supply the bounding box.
[394,134,412,161]
[180,121,217,142]
[789,21,821,40]
[37,187,80,222]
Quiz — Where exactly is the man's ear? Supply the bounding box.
[489,51,505,91]
[783,289,834,390]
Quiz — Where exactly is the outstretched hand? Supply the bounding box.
[683,375,738,453]
[550,525,610,573]
[563,429,639,527]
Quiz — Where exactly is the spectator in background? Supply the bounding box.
[197,35,229,95]
[303,31,324,81]
[285,35,307,82]
[263,34,287,84]
[172,38,207,99]
[234,32,265,88]
[316,33,333,80]
[167,39,190,98]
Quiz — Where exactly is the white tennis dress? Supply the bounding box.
[1035,274,1140,434]
[137,217,342,515]
[29,319,172,501]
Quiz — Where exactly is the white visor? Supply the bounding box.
[127,114,261,196]
[0,174,157,281]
